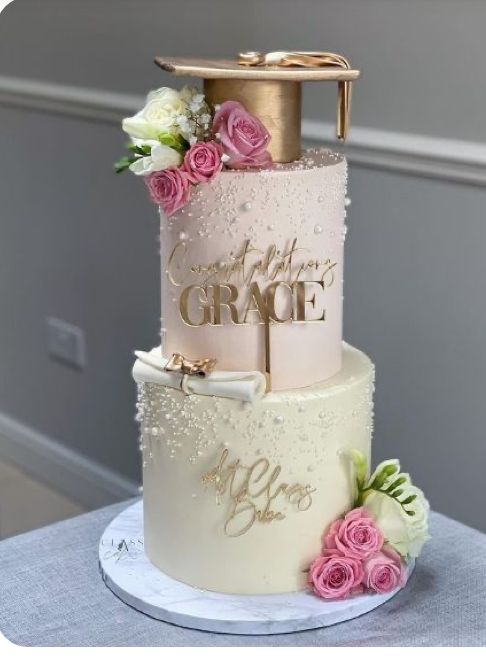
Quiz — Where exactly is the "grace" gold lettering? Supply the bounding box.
[179,281,327,326]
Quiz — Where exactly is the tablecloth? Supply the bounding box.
[0,499,485,646]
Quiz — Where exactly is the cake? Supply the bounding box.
[118,51,430,601]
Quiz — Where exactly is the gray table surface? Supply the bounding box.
[0,499,485,647]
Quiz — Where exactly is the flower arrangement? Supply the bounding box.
[308,452,430,600]
[115,86,272,216]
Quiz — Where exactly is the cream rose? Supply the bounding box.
[362,485,430,558]
[345,452,430,559]
[122,87,187,141]
[129,142,182,176]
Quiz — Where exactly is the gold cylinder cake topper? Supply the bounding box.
[203,77,301,164]
[154,52,360,162]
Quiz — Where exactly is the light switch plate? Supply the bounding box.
[47,317,86,369]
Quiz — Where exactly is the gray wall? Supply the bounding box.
[2,0,486,140]
[0,0,485,531]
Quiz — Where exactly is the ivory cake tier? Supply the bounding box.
[160,149,347,391]
[134,343,374,595]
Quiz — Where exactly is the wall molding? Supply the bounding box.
[0,411,139,510]
[0,74,485,185]
[0,75,142,124]
[304,120,486,186]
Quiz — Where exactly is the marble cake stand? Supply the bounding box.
[99,499,413,635]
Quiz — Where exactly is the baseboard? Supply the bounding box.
[0,411,139,510]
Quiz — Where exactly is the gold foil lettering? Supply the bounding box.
[171,239,338,327]
[179,285,211,327]
[167,242,188,287]
[242,282,269,324]
[265,281,294,323]
[202,449,316,537]
[210,284,241,325]
[293,281,326,322]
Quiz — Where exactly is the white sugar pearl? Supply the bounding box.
[274,415,285,425]
[345,196,352,207]
[242,201,252,212]
[314,224,323,234]
[179,231,189,241]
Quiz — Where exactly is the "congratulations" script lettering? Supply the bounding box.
[167,239,337,327]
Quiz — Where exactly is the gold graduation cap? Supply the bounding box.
[155,52,360,163]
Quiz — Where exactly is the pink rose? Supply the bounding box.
[212,100,272,169]
[145,167,191,216]
[182,141,223,183]
[324,507,384,559]
[308,551,364,600]
[363,548,407,594]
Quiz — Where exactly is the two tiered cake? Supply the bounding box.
[118,52,429,602]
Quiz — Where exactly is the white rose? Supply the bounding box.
[179,85,199,104]
[363,486,430,558]
[122,87,187,141]
[129,143,181,176]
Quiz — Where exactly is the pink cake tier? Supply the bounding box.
[160,148,347,391]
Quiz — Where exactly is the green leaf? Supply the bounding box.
[157,132,189,154]
[345,449,368,492]
[385,475,408,492]
[158,133,180,148]
[401,494,417,505]
[113,155,138,173]
[389,488,404,498]
[355,487,371,507]
[369,463,399,490]
[180,137,190,151]
[127,143,152,156]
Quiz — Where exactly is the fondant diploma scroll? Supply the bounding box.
[202,449,315,537]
